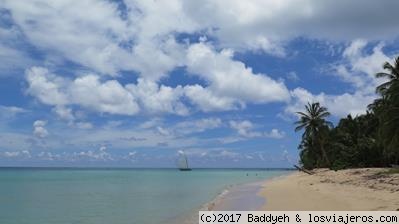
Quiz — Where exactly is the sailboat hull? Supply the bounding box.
[179,168,192,171]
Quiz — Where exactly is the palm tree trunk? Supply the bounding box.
[320,142,331,167]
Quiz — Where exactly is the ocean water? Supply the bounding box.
[0,168,291,224]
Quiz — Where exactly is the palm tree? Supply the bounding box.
[374,56,399,164]
[295,102,333,167]
[375,57,399,95]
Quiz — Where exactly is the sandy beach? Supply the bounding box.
[259,168,399,211]
[209,168,399,212]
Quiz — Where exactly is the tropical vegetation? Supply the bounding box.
[295,57,399,170]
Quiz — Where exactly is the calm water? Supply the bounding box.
[0,168,291,224]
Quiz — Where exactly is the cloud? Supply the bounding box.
[120,117,223,143]
[174,118,222,135]
[70,75,140,115]
[286,71,300,82]
[282,149,295,165]
[75,122,93,129]
[72,146,113,162]
[229,120,285,139]
[52,106,93,129]
[156,126,171,136]
[123,151,137,162]
[126,78,188,115]
[0,124,200,160]
[0,11,36,75]
[55,124,198,150]
[37,151,60,161]
[230,120,261,138]
[219,150,240,160]
[138,118,163,129]
[336,40,392,93]
[8,0,397,119]
[1,150,31,159]
[184,85,239,112]
[25,67,140,116]
[3,0,399,166]
[264,129,285,139]
[33,120,48,138]
[0,42,35,75]
[183,0,399,54]
[185,42,290,111]
[0,105,28,120]
[285,87,376,118]
[25,67,69,106]
[25,64,289,116]
[0,105,26,113]
[186,43,290,103]
[2,0,191,79]
[53,106,75,121]
[0,132,42,151]
[180,147,292,165]
[128,151,137,157]
[29,149,139,163]
[2,0,132,76]
[285,40,394,118]
[3,0,399,79]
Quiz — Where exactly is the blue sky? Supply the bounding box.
[0,0,398,168]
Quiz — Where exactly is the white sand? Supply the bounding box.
[259,168,399,211]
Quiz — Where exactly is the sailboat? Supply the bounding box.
[177,151,192,171]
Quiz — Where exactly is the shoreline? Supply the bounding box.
[170,182,248,224]
[175,171,292,223]
[207,180,265,211]
[172,181,259,224]
[208,172,293,211]
[209,168,399,212]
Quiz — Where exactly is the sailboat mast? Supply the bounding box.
[184,154,189,169]
[178,150,192,171]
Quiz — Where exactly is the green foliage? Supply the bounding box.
[295,102,332,169]
[295,56,399,169]
[298,137,317,169]
[328,113,384,168]
[373,57,399,164]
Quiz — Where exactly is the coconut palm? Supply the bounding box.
[375,57,399,95]
[374,56,399,164]
[295,102,333,168]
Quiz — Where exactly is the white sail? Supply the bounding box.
[177,150,191,170]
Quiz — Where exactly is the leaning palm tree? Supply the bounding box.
[295,102,333,167]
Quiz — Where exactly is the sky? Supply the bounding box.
[0,0,398,168]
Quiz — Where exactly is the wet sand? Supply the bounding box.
[209,181,265,211]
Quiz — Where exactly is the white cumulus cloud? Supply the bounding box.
[25,67,140,116]
[185,43,290,111]
[33,120,49,138]
[285,40,395,118]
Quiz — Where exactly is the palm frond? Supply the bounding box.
[383,62,399,78]
[375,72,393,79]
[296,111,309,118]
[295,123,308,132]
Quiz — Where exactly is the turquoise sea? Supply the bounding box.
[0,168,291,224]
